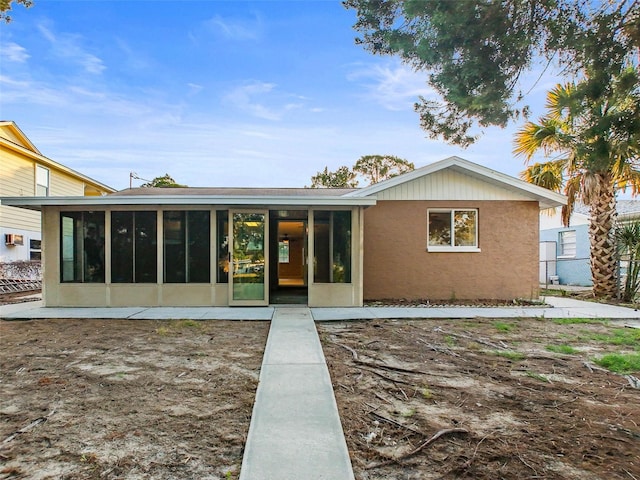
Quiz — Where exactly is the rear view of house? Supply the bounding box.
[2,156,565,307]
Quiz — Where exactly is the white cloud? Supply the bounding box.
[0,42,30,63]
[187,83,204,95]
[37,23,106,75]
[204,13,262,41]
[347,62,435,111]
[223,81,282,121]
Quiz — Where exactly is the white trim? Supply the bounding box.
[0,195,377,211]
[427,208,479,250]
[427,246,482,253]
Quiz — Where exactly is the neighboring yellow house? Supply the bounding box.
[0,121,115,264]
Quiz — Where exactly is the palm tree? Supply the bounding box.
[616,221,640,302]
[514,66,640,298]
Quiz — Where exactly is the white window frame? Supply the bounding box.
[35,165,49,196]
[558,230,577,258]
[427,208,480,252]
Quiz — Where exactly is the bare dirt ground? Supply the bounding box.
[0,318,269,480]
[2,295,639,480]
[319,317,640,480]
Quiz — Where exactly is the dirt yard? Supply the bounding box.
[2,311,639,480]
[319,317,640,480]
[0,318,269,480]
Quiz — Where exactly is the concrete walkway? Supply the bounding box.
[239,307,354,480]
[3,297,640,322]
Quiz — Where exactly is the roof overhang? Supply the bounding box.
[347,156,567,210]
[0,195,377,212]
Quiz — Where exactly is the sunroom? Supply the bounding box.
[5,188,375,307]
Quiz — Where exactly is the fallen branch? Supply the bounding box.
[358,365,414,385]
[334,341,359,361]
[368,411,424,435]
[434,327,507,351]
[2,408,56,446]
[583,361,610,374]
[625,375,640,389]
[332,340,428,376]
[416,338,461,357]
[404,427,469,458]
[366,427,469,469]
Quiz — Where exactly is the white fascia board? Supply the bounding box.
[0,195,377,211]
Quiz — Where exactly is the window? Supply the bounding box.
[60,211,105,282]
[163,211,210,283]
[427,209,478,251]
[278,240,290,263]
[36,166,49,196]
[313,211,351,283]
[111,211,157,283]
[30,239,41,261]
[217,211,229,283]
[559,230,576,257]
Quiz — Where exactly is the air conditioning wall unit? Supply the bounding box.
[5,234,24,246]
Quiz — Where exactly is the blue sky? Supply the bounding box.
[0,0,558,190]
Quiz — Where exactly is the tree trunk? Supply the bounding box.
[589,173,618,298]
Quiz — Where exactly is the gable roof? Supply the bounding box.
[0,121,42,154]
[0,120,115,194]
[346,156,567,209]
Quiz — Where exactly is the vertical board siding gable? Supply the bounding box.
[375,169,534,201]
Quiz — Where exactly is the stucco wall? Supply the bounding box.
[363,200,540,301]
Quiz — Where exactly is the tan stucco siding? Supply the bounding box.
[362,200,540,301]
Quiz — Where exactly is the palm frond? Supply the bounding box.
[519,160,565,192]
[513,120,569,161]
[561,175,582,227]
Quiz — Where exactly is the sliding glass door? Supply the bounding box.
[229,211,268,305]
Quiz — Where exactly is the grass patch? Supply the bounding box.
[493,350,525,361]
[546,344,579,355]
[494,322,515,333]
[582,328,640,348]
[594,353,640,374]
[420,386,433,399]
[173,319,202,329]
[156,319,202,335]
[526,371,551,383]
[444,335,456,347]
[553,318,608,325]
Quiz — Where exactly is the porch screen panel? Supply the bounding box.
[332,211,351,283]
[313,212,330,283]
[313,210,351,284]
[187,211,210,283]
[111,212,134,283]
[163,211,186,283]
[60,211,105,283]
[164,210,210,283]
[111,211,157,283]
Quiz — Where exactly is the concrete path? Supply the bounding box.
[239,307,355,480]
[3,297,640,322]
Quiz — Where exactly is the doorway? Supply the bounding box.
[269,211,308,304]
